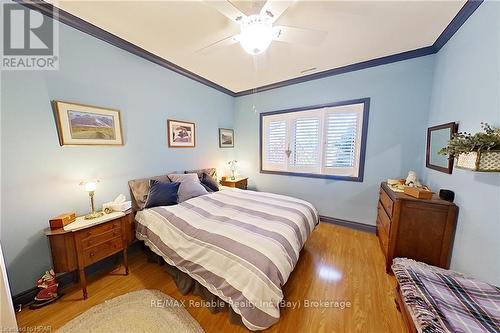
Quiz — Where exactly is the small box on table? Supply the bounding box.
[49,212,76,229]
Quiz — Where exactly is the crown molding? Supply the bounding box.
[15,0,482,97]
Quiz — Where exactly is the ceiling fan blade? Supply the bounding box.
[260,0,295,23]
[196,34,241,55]
[203,0,246,23]
[273,26,327,46]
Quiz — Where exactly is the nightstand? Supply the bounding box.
[45,210,134,299]
[220,177,248,190]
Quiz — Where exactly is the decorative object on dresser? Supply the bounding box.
[439,122,500,172]
[220,176,248,189]
[167,119,195,148]
[426,122,458,174]
[52,101,123,146]
[376,182,458,273]
[102,194,132,214]
[45,210,134,299]
[403,186,433,200]
[219,128,234,148]
[49,212,76,229]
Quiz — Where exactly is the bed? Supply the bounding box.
[392,258,500,333]
[129,171,319,331]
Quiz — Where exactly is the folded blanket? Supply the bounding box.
[392,258,500,333]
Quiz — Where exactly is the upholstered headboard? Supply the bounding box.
[128,168,217,212]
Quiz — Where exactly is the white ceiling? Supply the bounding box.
[50,0,465,93]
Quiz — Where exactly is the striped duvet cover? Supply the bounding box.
[135,188,319,330]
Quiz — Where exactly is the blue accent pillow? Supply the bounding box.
[144,180,180,208]
[201,172,219,192]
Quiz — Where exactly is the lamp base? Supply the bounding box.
[84,211,103,220]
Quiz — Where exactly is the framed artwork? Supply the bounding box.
[167,119,196,148]
[219,128,234,148]
[52,101,123,146]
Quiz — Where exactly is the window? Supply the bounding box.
[260,98,369,181]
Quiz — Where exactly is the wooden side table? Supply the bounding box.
[45,210,134,299]
[220,177,248,190]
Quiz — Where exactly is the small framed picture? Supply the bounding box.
[167,119,196,148]
[52,101,123,146]
[219,128,234,148]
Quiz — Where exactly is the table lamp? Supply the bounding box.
[228,160,238,180]
[80,180,103,220]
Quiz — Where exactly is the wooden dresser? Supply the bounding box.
[45,210,135,299]
[376,182,458,272]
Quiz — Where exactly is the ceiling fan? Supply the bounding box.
[199,0,327,56]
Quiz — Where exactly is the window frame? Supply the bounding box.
[259,98,370,182]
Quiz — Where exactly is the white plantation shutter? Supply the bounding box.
[324,112,358,168]
[266,120,287,164]
[290,116,321,172]
[322,103,364,177]
[261,100,367,180]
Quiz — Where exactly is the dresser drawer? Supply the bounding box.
[79,220,122,240]
[377,202,392,234]
[379,188,394,217]
[82,229,122,249]
[83,236,123,266]
[376,215,389,256]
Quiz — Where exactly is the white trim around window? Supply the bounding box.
[259,98,370,182]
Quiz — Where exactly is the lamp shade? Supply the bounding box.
[84,182,97,192]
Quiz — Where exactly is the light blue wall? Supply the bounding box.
[0,20,234,294]
[423,2,500,285]
[234,56,435,225]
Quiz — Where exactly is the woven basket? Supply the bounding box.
[456,150,500,172]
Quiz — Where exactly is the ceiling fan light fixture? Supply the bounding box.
[239,15,273,55]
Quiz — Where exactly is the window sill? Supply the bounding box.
[259,169,364,182]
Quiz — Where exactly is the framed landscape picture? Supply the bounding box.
[52,101,123,146]
[167,119,196,148]
[219,128,234,148]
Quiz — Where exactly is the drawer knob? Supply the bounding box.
[87,231,92,237]
[89,252,95,257]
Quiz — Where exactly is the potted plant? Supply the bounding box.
[438,123,500,172]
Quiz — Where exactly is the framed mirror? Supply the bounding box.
[426,122,458,174]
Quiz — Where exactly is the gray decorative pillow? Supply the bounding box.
[168,173,200,184]
[184,168,217,182]
[168,173,208,202]
[177,181,208,203]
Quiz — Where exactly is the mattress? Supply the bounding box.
[135,188,319,330]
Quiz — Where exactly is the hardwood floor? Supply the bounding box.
[16,223,407,332]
